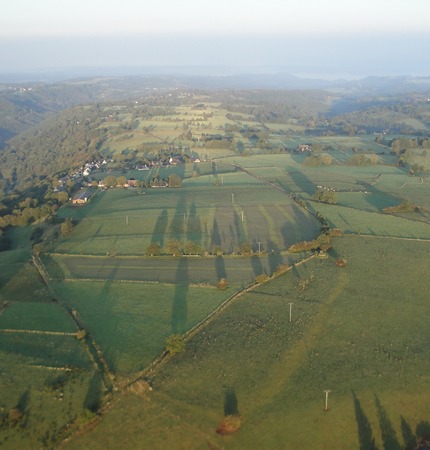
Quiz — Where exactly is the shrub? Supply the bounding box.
[216,415,241,435]
[217,278,229,290]
[256,274,269,284]
[166,334,185,355]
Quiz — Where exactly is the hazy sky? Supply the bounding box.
[1,0,429,77]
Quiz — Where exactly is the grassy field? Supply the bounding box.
[50,280,237,375]
[42,253,301,285]
[52,176,321,256]
[307,201,430,238]
[4,148,430,449]
[63,236,430,450]
[0,355,97,450]
[0,227,98,450]
[0,302,76,332]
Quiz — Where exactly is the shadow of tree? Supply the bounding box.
[266,239,282,274]
[169,194,186,240]
[152,209,168,248]
[171,258,189,334]
[17,389,30,414]
[416,420,430,444]
[215,256,226,280]
[374,395,402,450]
[251,255,264,277]
[187,202,201,244]
[224,387,239,416]
[401,416,416,450]
[211,218,221,248]
[353,392,379,450]
[84,372,103,412]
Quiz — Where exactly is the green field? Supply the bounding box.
[50,280,236,375]
[3,150,430,449]
[52,175,321,256]
[63,236,430,450]
[0,302,76,332]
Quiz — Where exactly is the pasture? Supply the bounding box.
[53,176,321,257]
[64,236,430,450]
[50,280,236,375]
[0,227,97,450]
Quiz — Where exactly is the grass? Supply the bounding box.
[0,302,76,332]
[0,333,91,369]
[42,253,301,285]
[51,280,236,375]
[0,356,97,450]
[308,201,430,238]
[63,236,430,449]
[52,178,321,256]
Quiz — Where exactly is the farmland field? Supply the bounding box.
[50,280,237,375]
[52,173,321,256]
[63,236,430,450]
[3,147,430,449]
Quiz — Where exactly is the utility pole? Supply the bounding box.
[323,390,331,411]
[241,210,244,222]
[288,302,293,322]
[231,193,234,204]
[257,241,261,254]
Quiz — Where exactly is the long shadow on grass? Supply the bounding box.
[233,210,246,245]
[415,421,430,447]
[152,209,168,248]
[211,218,222,248]
[352,392,379,450]
[93,265,120,371]
[360,181,400,212]
[280,204,319,248]
[288,167,316,195]
[401,416,416,449]
[374,395,402,450]
[187,202,201,244]
[224,387,239,416]
[251,255,264,277]
[169,194,187,240]
[171,258,189,334]
[215,256,226,281]
[84,372,103,413]
[267,239,283,274]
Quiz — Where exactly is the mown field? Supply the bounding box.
[0,228,99,450]
[64,236,430,450]
[4,150,430,449]
[50,280,236,376]
[52,171,321,257]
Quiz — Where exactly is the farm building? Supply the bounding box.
[127,179,140,187]
[72,190,92,204]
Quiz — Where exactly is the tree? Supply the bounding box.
[146,242,161,256]
[239,241,252,256]
[57,191,69,204]
[313,188,337,205]
[104,175,117,187]
[183,240,202,255]
[60,219,74,236]
[165,239,182,256]
[166,334,185,354]
[168,174,182,188]
[217,278,229,290]
[116,176,127,186]
[32,243,44,256]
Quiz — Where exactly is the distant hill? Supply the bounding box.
[0,74,429,194]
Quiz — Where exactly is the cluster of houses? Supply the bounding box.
[66,153,200,205]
